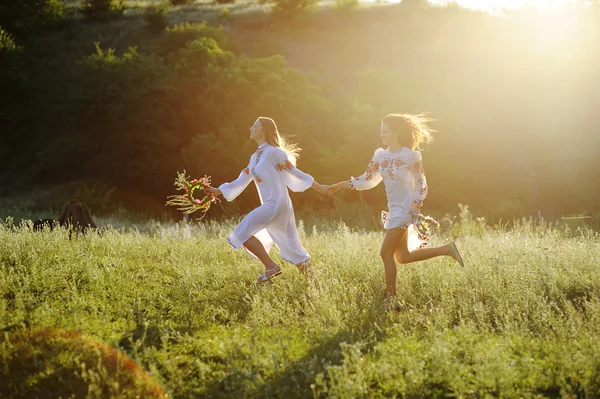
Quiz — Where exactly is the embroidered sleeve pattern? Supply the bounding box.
[349,159,383,190]
[276,160,294,171]
[272,147,314,192]
[410,156,428,214]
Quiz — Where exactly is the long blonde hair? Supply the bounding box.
[258,117,301,165]
[382,113,435,150]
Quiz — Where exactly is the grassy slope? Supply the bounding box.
[1,219,599,397]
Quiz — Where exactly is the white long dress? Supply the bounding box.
[218,143,313,265]
[348,147,431,250]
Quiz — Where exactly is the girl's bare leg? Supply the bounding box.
[394,233,458,265]
[382,227,463,299]
[243,236,279,273]
[380,228,406,297]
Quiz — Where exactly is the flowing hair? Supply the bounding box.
[258,117,301,166]
[382,113,435,150]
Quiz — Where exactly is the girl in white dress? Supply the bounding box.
[327,113,463,308]
[205,117,327,283]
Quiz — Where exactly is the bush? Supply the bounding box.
[169,0,192,5]
[143,3,171,34]
[0,27,26,173]
[158,22,230,57]
[0,27,18,53]
[81,0,125,21]
[1,328,167,398]
[219,7,231,19]
[335,0,359,10]
[0,0,66,38]
[259,0,318,15]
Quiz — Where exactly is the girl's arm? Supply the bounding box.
[410,151,428,214]
[327,151,383,195]
[209,167,253,202]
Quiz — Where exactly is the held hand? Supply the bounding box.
[326,183,342,197]
[204,186,222,196]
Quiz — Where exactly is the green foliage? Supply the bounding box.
[334,0,359,10]
[0,0,66,38]
[0,27,26,173]
[143,2,171,34]
[259,0,318,15]
[0,219,599,397]
[219,7,231,19]
[1,328,167,398]
[443,204,488,239]
[1,3,600,220]
[157,22,230,56]
[0,180,117,215]
[0,27,19,53]
[169,0,192,5]
[81,0,125,21]
[0,23,325,214]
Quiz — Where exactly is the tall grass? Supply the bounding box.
[1,209,599,397]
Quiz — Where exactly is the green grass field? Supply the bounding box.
[1,214,600,398]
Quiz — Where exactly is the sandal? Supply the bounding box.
[449,241,464,267]
[256,265,282,284]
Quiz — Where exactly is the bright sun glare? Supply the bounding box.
[364,0,585,53]
[365,0,582,14]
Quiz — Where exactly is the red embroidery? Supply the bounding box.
[394,158,405,168]
[249,147,265,182]
[244,168,249,175]
[381,159,390,169]
[276,160,294,171]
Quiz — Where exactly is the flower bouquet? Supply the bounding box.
[166,171,219,217]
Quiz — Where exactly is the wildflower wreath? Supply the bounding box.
[166,172,219,217]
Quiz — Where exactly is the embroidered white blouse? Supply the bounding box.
[218,143,314,265]
[349,147,428,234]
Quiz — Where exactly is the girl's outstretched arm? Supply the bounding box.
[213,167,253,202]
[410,151,428,214]
[327,150,383,196]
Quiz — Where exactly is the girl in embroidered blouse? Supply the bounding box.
[204,117,327,283]
[326,113,464,307]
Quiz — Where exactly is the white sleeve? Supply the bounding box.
[218,166,253,202]
[410,151,428,213]
[348,149,383,191]
[271,147,314,192]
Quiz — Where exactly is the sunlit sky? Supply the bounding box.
[365,0,581,14]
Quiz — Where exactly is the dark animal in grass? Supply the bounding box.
[59,199,96,235]
[32,200,96,235]
[32,219,60,231]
